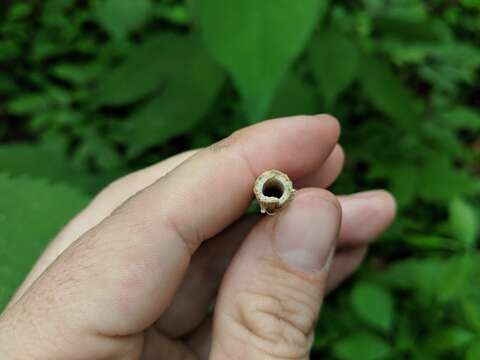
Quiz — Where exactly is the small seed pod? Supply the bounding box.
[253,170,295,215]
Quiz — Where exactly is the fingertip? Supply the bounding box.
[314,113,341,140]
[338,190,397,246]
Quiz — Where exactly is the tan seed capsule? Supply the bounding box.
[253,170,295,215]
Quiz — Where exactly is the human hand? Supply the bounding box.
[0,115,396,360]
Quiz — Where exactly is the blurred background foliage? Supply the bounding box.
[0,0,479,358]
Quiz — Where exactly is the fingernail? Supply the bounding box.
[273,195,340,272]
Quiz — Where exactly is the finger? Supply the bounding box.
[8,116,340,348]
[338,190,397,247]
[154,190,395,338]
[297,144,344,188]
[326,246,368,292]
[210,189,341,360]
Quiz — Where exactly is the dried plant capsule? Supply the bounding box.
[253,170,295,215]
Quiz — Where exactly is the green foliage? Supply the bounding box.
[0,0,479,358]
[0,174,89,309]
[351,282,394,332]
[197,0,325,120]
[333,332,392,360]
[309,30,358,107]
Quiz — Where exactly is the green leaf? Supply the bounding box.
[0,175,90,310]
[123,43,224,157]
[7,94,52,116]
[197,0,325,120]
[449,197,478,247]
[0,143,102,193]
[267,74,317,119]
[333,332,392,360]
[309,30,358,106]
[96,0,151,39]
[440,107,480,131]
[351,282,394,332]
[404,234,458,250]
[51,63,101,85]
[359,55,419,127]
[419,156,477,203]
[426,326,475,353]
[96,35,195,106]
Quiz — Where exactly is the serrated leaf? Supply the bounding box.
[0,175,90,310]
[449,197,478,247]
[309,30,358,106]
[96,0,151,39]
[351,282,394,332]
[197,0,325,120]
[359,55,419,127]
[333,332,392,360]
[123,43,224,157]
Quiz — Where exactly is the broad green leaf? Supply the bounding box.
[267,74,317,119]
[333,332,392,360]
[309,30,358,106]
[359,55,419,127]
[197,0,325,120]
[0,175,90,310]
[449,198,478,247]
[123,43,224,157]
[96,0,151,39]
[351,282,394,332]
[96,35,194,105]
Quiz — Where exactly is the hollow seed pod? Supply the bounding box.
[253,170,295,215]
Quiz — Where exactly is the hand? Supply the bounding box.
[0,115,396,360]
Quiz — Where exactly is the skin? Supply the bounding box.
[0,115,396,360]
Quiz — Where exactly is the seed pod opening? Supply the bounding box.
[253,170,295,215]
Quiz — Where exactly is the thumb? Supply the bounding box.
[210,189,341,360]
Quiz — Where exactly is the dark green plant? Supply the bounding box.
[0,0,479,358]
